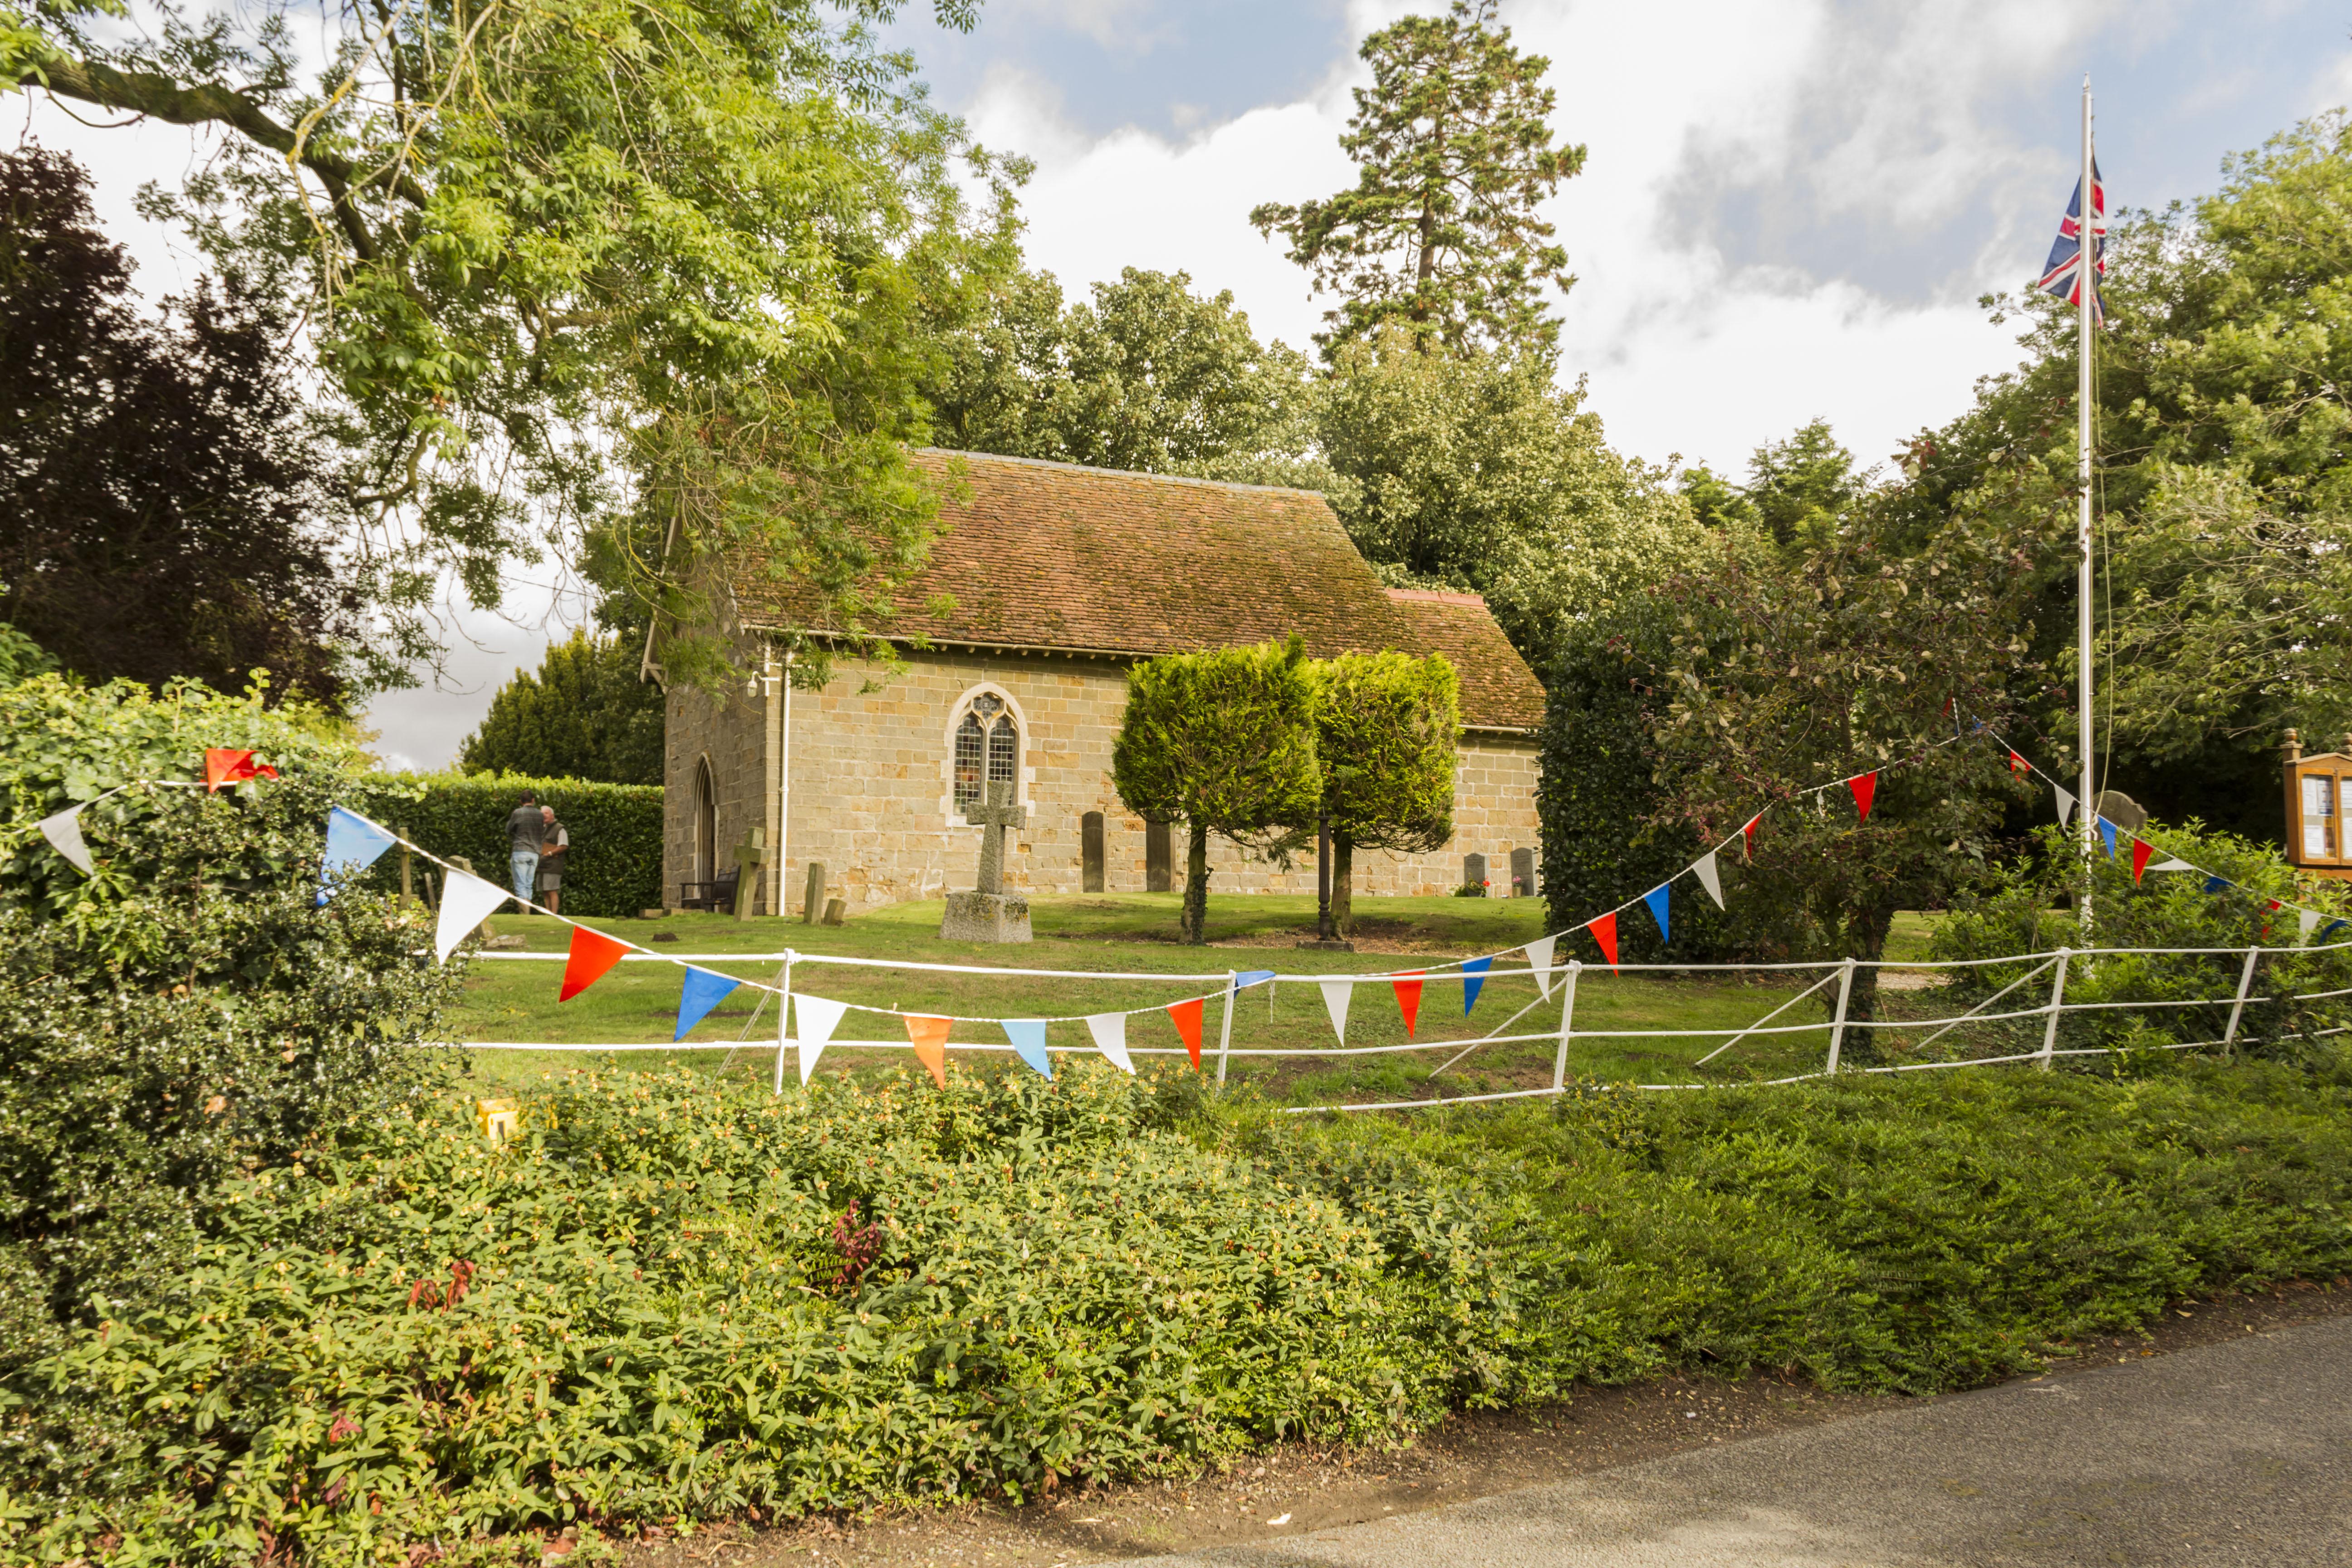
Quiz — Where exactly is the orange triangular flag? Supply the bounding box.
[1587,911,1619,970]
[558,925,631,1001]
[203,748,277,793]
[1391,972,1424,1038]
[1849,771,1878,823]
[1166,996,1205,1069]
[905,1014,951,1088]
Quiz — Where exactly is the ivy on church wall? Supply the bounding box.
[353,772,665,917]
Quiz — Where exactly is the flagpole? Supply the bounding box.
[2076,75,2097,930]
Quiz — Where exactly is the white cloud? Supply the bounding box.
[970,0,2130,473]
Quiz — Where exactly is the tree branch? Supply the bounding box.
[24,54,429,261]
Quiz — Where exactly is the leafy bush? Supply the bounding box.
[0,675,457,1377]
[353,772,664,918]
[12,1053,2352,1563]
[1929,821,2352,1063]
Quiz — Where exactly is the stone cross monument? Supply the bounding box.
[940,779,1033,942]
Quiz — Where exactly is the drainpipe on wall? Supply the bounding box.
[778,647,794,919]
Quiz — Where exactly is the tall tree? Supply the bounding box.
[458,628,665,785]
[1312,651,1459,935]
[1250,0,1585,356]
[1112,637,1322,946]
[922,266,1326,482]
[5,0,1020,687]
[1896,109,2352,838]
[1318,328,1706,677]
[0,147,370,706]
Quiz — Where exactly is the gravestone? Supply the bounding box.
[1082,811,1106,892]
[941,779,1032,942]
[2095,790,2148,833]
[731,828,765,921]
[802,861,827,924]
[1510,846,1536,898]
[1463,852,1488,894]
[822,897,847,927]
[1145,819,1173,893]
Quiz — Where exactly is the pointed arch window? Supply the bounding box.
[952,691,1019,816]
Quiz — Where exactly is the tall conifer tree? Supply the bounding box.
[1250,0,1586,356]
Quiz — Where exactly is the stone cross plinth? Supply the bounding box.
[941,780,1032,942]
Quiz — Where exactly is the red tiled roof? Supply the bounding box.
[1382,590,1548,732]
[730,450,1544,731]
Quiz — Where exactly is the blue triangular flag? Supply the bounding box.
[318,807,400,905]
[2323,920,2350,941]
[1235,969,1277,989]
[673,967,742,1041]
[1460,956,1492,1016]
[2204,874,2233,894]
[1002,1018,1052,1079]
[1644,883,1671,946]
[2097,817,2118,858]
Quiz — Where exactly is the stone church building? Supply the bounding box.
[661,450,1546,918]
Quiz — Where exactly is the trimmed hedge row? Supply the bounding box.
[353,772,664,917]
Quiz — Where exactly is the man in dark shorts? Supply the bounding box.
[506,791,542,905]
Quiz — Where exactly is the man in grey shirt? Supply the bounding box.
[506,791,543,905]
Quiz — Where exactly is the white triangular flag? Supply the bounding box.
[2148,858,2194,873]
[1318,978,1355,1044]
[37,806,93,875]
[433,870,511,963]
[2298,908,2323,942]
[1086,1012,1133,1073]
[1523,936,1557,1000]
[1692,851,1725,910]
[2053,784,2076,828]
[793,993,849,1085]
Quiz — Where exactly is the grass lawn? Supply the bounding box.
[447,894,1963,1104]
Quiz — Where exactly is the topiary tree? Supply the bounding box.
[1313,651,1459,934]
[1112,637,1322,945]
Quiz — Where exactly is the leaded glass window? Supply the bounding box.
[952,693,1019,816]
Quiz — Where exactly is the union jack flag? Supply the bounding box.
[2038,158,2107,320]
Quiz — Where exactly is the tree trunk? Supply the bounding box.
[1332,834,1355,936]
[1181,822,1212,945]
[1840,902,1898,1064]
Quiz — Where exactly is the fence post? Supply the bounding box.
[2223,946,2262,1058]
[2038,947,2073,1070]
[1215,970,1237,1085]
[1552,960,1582,1092]
[773,950,794,1096]
[1825,958,1857,1075]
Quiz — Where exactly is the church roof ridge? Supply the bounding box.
[914,447,1330,500]
[728,449,1546,730]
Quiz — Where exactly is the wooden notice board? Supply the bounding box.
[2284,730,2352,882]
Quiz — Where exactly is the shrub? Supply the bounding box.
[353,772,664,918]
[1928,821,2352,1064]
[0,675,457,1366]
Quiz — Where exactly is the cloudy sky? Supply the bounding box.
[16,0,2352,765]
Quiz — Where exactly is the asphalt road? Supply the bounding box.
[1116,1314,2352,1567]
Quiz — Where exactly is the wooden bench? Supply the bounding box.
[676,868,740,914]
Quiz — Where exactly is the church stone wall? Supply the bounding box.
[666,650,1544,914]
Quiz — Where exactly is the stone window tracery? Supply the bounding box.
[952,691,1018,816]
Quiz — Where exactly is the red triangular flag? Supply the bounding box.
[203,748,277,793]
[558,925,630,1001]
[1587,911,1619,970]
[1166,996,1205,1070]
[1848,771,1878,823]
[2131,838,2154,883]
[1391,972,1424,1039]
[1742,813,1761,856]
[2009,750,2027,775]
[905,1014,951,1088]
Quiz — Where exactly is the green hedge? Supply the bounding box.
[353,772,664,917]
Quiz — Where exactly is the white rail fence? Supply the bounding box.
[452,938,2352,1112]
